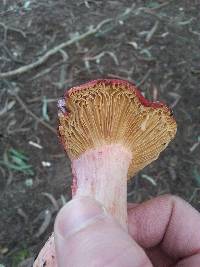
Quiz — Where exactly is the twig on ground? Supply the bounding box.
[35,209,52,238]
[84,0,90,8]
[189,28,200,36]
[6,170,13,186]
[1,44,25,64]
[191,68,200,74]
[148,1,172,10]
[95,4,136,37]
[152,84,158,101]
[178,18,194,26]
[190,142,200,153]
[28,141,43,149]
[0,164,6,177]
[57,49,69,89]
[11,92,57,135]
[0,19,112,79]
[17,208,28,223]
[145,21,159,42]
[0,3,139,79]
[84,51,119,71]
[189,188,200,203]
[168,91,181,108]
[0,99,15,116]
[141,174,157,186]
[136,69,152,87]
[60,194,68,206]
[0,22,26,42]
[190,137,200,152]
[29,60,66,81]
[141,0,172,14]
[41,192,59,211]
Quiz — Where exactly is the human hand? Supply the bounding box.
[54,195,200,267]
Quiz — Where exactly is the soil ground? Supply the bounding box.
[0,0,200,266]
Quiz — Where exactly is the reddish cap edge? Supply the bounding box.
[63,79,170,110]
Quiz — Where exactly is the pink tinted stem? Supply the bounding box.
[34,144,132,266]
[72,144,132,228]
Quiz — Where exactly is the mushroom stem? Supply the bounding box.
[33,144,131,267]
[71,144,132,228]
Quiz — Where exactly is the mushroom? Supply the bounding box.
[34,79,177,267]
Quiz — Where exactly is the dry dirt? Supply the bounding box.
[0,0,200,266]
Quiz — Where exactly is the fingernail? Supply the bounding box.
[54,197,105,238]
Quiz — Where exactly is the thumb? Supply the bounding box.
[54,197,152,267]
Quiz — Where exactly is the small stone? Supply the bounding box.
[25,178,33,187]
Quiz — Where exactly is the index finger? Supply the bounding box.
[128,194,200,260]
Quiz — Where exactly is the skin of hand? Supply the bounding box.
[54,195,200,267]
